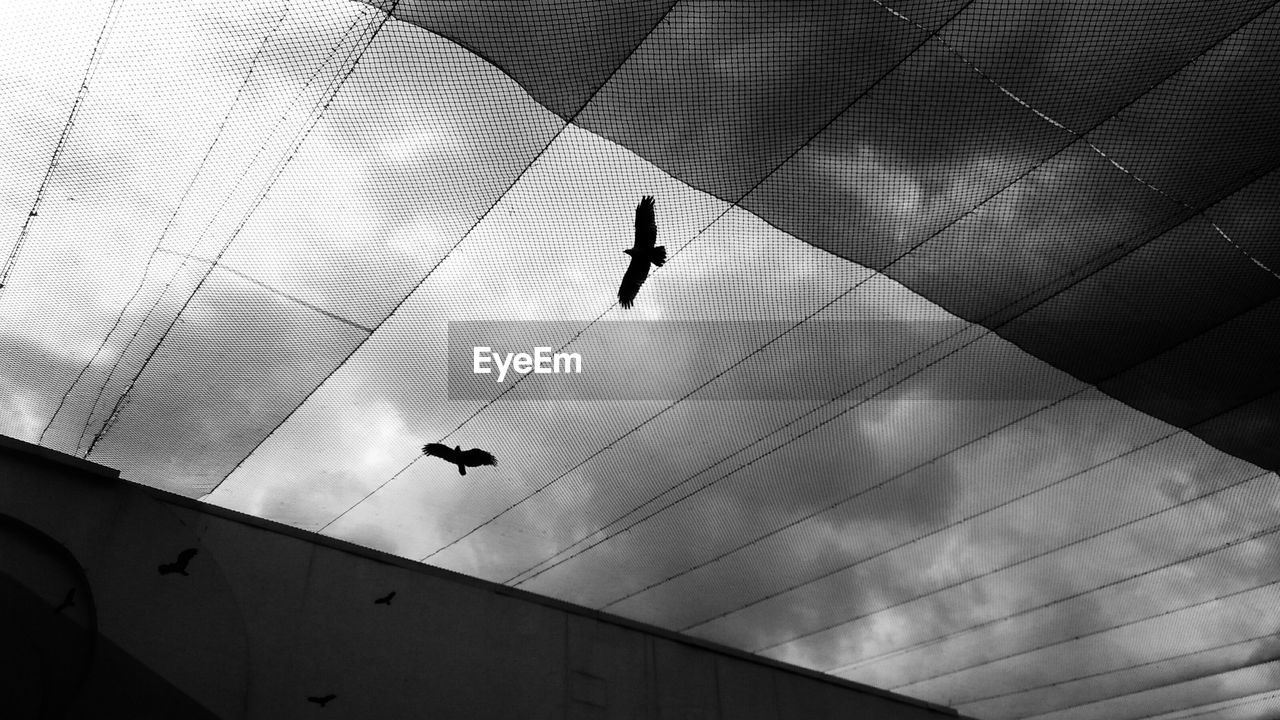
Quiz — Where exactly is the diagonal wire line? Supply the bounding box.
[0,0,121,290]
[83,3,380,455]
[380,0,989,558]
[200,0,687,500]
[435,0,1278,456]
[863,480,1279,685]
[931,612,1280,707]
[378,0,1277,562]
[317,454,420,534]
[924,6,1280,282]
[748,462,1280,657]
[39,0,295,447]
[1026,662,1280,720]
[1129,690,1280,720]
[85,4,388,457]
[512,286,1274,630]
[504,163,1279,590]
[832,548,1280,682]
[76,1,369,455]
[627,425,1227,628]
[270,0,984,534]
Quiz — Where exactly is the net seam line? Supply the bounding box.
[150,247,374,333]
[38,0,296,447]
[85,6,387,456]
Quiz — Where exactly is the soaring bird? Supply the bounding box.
[374,591,396,605]
[618,196,666,309]
[307,694,337,707]
[423,443,497,476]
[158,548,198,576]
[53,588,76,614]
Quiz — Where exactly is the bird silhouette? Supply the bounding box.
[618,196,666,309]
[307,694,336,707]
[423,443,497,476]
[374,591,396,605]
[158,548,198,576]
[53,588,75,614]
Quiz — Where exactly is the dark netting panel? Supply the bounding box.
[380,0,678,119]
[573,0,954,203]
[740,33,1080,270]
[1001,211,1280,383]
[5,2,1280,719]
[936,0,1277,131]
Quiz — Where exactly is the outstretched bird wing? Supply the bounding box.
[634,196,656,250]
[459,448,497,468]
[618,255,649,309]
[176,548,198,566]
[423,443,458,463]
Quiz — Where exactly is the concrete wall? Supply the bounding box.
[0,434,968,719]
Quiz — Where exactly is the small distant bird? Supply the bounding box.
[618,196,666,309]
[374,591,396,605]
[307,694,336,707]
[158,548,198,576]
[423,443,497,476]
[53,588,76,614]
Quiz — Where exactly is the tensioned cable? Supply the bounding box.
[865,482,1279,686]
[508,227,1280,593]
[38,0,295,448]
[404,0,1275,565]
[604,392,1266,624]
[504,153,1278,589]
[200,0,687,500]
[0,0,121,290]
[75,3,372,455]
[831,536,1280,681]
[85,4,387,456]
[926,610,1280,707]
[749,467,1280,656]
[1029,663,1280,720]
[1128,689,1280,720]
[257,0,982,533]
[609,396,1273,624]
[392,0,986,559]
[1023,654,1280,720]
[81,4,379,455]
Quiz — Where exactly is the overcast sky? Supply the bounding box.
[3,1,1280,718]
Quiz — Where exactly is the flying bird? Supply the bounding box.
[374,591,396,605]
[307,694,337,707]
[617,196,666,309]
[423,443,497,476]
[158,548,198,576]
[53,588,76,614]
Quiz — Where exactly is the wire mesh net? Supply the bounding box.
[3,1,1280,718]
